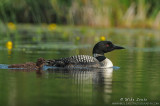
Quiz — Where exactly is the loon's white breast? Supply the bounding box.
[93,53,113,68]
[99,58,113,68]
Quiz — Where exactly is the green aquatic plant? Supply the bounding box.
[0,0,160,28]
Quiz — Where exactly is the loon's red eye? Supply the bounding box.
[106,44,109,47]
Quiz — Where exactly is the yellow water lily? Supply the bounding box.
[48,23,56,31]
[7,22,16,30]
[76,36,80,41]
[6,41,13,50]
[100,36,106,41]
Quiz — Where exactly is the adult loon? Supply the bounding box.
[45,41,124,68]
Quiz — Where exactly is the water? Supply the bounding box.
[0,27,160,106]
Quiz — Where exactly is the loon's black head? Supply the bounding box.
[93,41,125,55]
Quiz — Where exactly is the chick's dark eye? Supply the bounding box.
[106,44,109,47]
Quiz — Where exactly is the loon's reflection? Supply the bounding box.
[8,66,114,104]
[44,68,113,84]
[43,67,113,103]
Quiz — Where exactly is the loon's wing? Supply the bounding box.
[46,55,100,68]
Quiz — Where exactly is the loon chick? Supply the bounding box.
[8,58,45,69]
[46,41,124,68]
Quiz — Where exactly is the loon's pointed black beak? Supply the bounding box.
[114,45,125,50]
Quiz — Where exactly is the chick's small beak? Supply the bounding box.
[114,45,125,49]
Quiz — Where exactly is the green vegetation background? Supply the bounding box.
[0,0,160,28]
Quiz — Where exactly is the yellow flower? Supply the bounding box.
[48,23,56,31]
[6,41,13,50]
[76,36,80,41]
[7,22,16,30]
[100,36,106,41]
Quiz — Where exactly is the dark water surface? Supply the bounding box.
[0,28,160,106]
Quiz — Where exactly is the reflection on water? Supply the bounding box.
[45,67,114,105]
[0,67,114,106]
